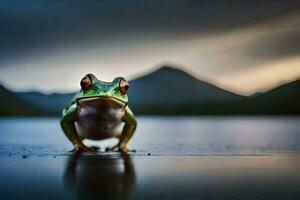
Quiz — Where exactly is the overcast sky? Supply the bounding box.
[0,0,299,94]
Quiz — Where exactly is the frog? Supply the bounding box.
[60,74,137,152]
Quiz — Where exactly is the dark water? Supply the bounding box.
[0,117,300,200]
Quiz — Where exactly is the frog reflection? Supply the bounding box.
[64,152,135,200]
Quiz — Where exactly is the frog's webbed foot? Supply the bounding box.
[105,144,136,153]
[105,144,118,152]
[119,148,136,153]
[70,143,100,152]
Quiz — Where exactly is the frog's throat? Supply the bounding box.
[76,96,127,106]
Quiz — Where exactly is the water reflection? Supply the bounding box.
[64,152,135,200]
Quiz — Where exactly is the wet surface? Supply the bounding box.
[0,117,300,199]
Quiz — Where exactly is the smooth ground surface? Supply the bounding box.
[0,117,300,200]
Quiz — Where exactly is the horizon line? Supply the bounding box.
[1,65,299,97]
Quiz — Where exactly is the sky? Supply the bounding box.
[0,0,299,95]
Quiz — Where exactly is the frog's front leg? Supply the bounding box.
[107,107,137,152]
[60,105,98,152]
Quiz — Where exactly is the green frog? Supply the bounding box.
[60,74,137,152]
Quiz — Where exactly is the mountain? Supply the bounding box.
[128,66,244,114]
[127,66,300,115]
[1,66,299,116]
[0,85,43,116]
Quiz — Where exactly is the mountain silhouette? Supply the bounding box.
[128,66,243,114]
[130,66,242,104]
[230,80,300,115]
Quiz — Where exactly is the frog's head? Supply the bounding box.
[76,73,129,105]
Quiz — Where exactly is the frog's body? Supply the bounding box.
[76,96,125,140]
[60,74,137,152]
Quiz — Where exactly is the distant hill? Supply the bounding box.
[1,66,299,116]
[229,80,300,115]
[0,85,43,116]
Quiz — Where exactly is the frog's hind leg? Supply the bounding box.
[106,107,137,152]
[104,134,120,152]
[68,137,100,152]
[76,136,101,152]
[61,105,99,152]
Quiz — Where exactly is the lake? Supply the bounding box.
[1,116,300,156]
[0,116,300,199]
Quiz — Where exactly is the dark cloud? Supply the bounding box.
[247,30,300,60]
[0,0,299,66]
[242,11,300,61]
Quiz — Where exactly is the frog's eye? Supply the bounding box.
[119,78,129,95]
[80,75,92,91]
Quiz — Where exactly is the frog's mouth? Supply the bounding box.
[76,96,126,107]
